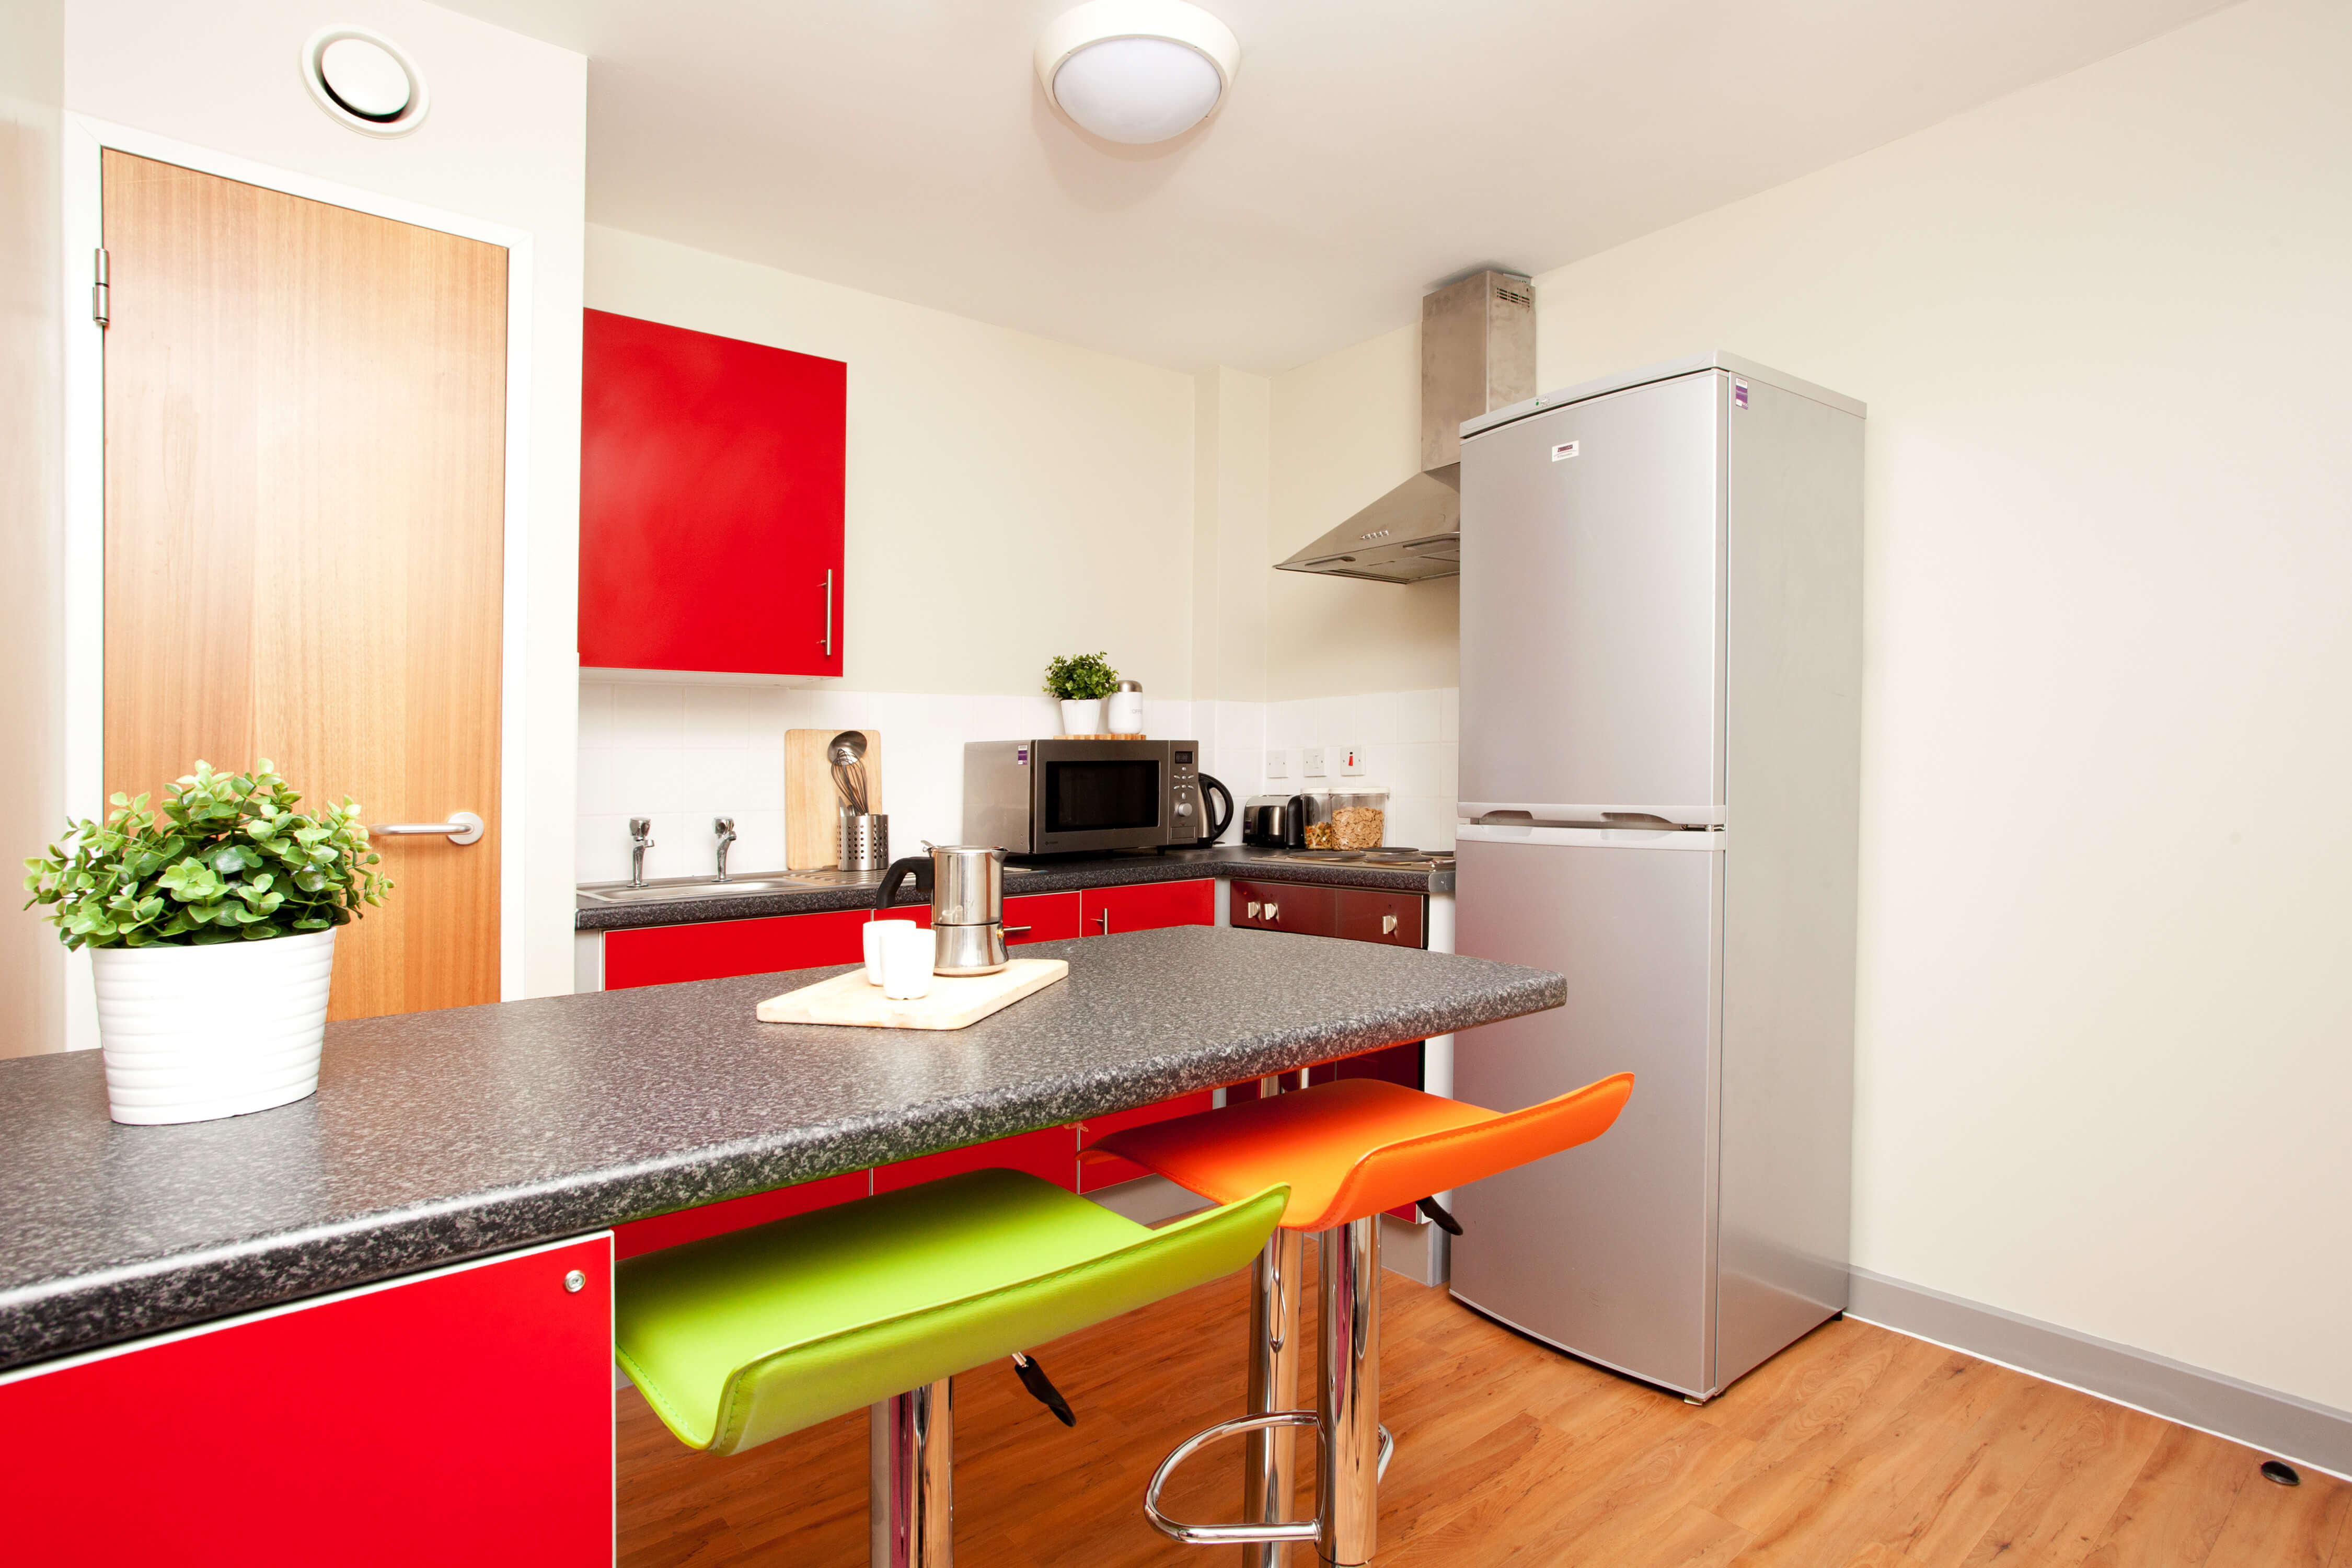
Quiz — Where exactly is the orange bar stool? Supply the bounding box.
[1088,1071,1634,1567]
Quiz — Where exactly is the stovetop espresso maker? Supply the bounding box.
[875,845,1010,976]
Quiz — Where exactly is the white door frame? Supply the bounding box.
[59,114,535,1050]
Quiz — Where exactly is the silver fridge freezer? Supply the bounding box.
[1448,353,1864,1401]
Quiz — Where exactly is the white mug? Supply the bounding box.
[864,919,915,985]
[881,924,936,1000]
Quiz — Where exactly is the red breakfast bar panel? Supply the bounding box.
[0,1236,614,1567]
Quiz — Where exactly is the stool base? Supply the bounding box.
[1147,1215,1389,1565]
[872,1379,953,1568]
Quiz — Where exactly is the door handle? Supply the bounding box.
[820,569,834,657]
[370,811,484,846]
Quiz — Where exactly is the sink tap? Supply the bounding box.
[629,817,654,887]
[712,816,737,882]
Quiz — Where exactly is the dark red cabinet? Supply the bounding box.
[0,1237,614,1566]
[1229,878,1338,935]
[580,309,845,676]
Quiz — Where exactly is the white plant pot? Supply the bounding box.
[91,928,336,1125]
[1058,698,1105,735]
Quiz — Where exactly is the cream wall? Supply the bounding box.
[1279,0,2352,1410]
[0,0,65,1057]
[586,224,1197,701]
[1532,0,2352,1412]
[61,0,586,1009]
[1267,322,1461,698]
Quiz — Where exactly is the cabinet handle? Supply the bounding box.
[1382,913,1398,936]
[1097,909,1111,935]
[1004,925,1033,937]
[820,569,834,657]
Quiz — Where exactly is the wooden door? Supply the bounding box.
[101,151,506,1020]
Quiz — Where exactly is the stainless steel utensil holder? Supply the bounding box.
[839,811,889,871]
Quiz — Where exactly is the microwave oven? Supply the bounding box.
[963,739,1207,856]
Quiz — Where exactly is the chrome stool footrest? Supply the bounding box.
[1146,1411,1324,1546]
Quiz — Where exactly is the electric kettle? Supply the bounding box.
[875,845,1010,976]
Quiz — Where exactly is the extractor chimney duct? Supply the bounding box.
[1275,270,1535,584]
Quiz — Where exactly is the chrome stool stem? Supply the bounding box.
[1317,1216,1382,1567]
[1243,1227,1306,1567]
[872,1379,953,1568]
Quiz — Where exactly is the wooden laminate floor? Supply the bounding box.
[618,1258,2350,1567]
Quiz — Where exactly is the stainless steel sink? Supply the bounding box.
[577,864,1045,907]
[577,874,827,905]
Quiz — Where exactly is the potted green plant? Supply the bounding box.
[1043,651,1120,735]
[24,760,390,1125]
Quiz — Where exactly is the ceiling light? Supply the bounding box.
[1035,0,1241,145]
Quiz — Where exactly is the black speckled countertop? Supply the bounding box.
[0,926,1555,1373]
[575,846,1453,932]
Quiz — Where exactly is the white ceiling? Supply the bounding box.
[439,0,2227,373]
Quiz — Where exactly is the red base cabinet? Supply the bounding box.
[605,907,870,989]
[0,1236,614,1567]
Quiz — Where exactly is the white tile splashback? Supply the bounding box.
[575,680,1459,883]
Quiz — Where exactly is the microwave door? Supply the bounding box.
[1028,740,1171,854]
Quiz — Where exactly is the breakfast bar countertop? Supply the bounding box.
[0,926,1561,1374]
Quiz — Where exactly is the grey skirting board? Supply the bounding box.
[1849,1266,2352,1480]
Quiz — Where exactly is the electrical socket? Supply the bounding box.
[1301,746,1327,778]
[1338,744,1365,776]
[1265,748,1288,779]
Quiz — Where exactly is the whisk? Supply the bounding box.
[828,732,870,816]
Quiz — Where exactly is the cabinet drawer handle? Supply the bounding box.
[1003,925,1033,937]
[1097,909,1111,935]
[1382,914,1398,935]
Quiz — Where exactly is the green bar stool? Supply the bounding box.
[616,1166,1287,1568]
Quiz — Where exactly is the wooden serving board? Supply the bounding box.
[756,959,1069,1031]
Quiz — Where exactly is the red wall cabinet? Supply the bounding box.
[604,907,870,989]
[580,309,845,676]
[0,1236,614,1566]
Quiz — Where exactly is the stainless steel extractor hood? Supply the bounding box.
[1276,269,1535,584]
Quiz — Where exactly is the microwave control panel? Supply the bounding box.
[1169,746,1201,831]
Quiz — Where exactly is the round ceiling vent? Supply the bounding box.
[301,26,429,137]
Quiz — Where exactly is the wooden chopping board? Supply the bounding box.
[757,958,1068,1031]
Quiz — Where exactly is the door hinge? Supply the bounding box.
[91,248,109,328]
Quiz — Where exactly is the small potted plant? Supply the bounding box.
[1044,651,1120,736]
[24,760,390,1126]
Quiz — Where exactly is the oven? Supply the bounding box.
[962,739,1204,856]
